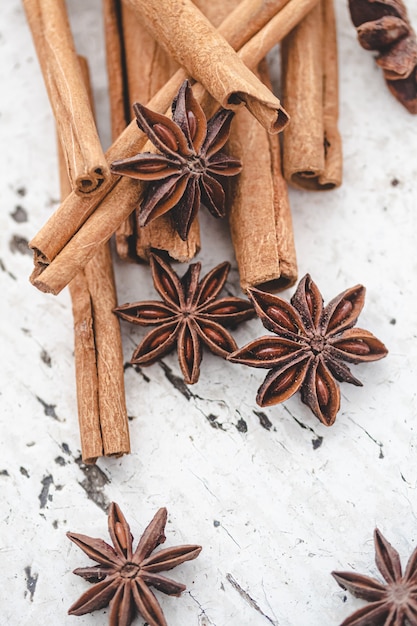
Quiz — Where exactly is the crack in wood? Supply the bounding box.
[9,234,32,256]
[226,573,278,625]
[283,406,323,449]
[10,205,28,223]
[40,348,52,367]
[159,360,194,400]
[235,417,248,433]
[253,410,274,431]
[0,257,17,280]
[124,361,151,383]
[348,417,384,458]
[39,474,54,508]
[188,590,217,625]
[75,457,110,512]
[24,566,38,602]
[36,396,60,421]
[204,413,225,430]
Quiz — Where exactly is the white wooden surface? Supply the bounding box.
[1,2,417,625]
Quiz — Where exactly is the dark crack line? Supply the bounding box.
[188,591,217,625]
[226,573,278,625]
[189,470,219,500]
[283,406,323,449]
[24,566,38,602]
[348,416,384,458]
[36,396,60,421]
[253,410,274,431]
[39,474,53,508]
[75,457,110,512]
[159,360,194,400]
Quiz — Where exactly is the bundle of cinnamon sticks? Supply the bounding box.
[24,0,343,461]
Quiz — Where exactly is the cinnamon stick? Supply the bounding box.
[122,0,288,132]
[83,243,130,459]
[102,0,136,261]
[281,0,342,190]
[67,56,130,462]
[23,0,109,195]
[30,0,320,295]
[228,62,297,293]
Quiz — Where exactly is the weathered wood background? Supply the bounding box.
[1,2,416,625]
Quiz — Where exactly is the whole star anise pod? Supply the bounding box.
[114,252,255,384]
[227,274,388,426]
[332,528,417,625]
[67,503,201,626]
[110,80,242,240]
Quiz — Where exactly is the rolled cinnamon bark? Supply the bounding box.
[228,62,297,292]
[83,243,130,458]
[281,0,342,190]
[67,56,130,462]
[30,0,320,294]
[103,0,137,261]
[23,0,109,195]
[122,0,288,132]
[102,0,128,141]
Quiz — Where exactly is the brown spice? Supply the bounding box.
[281,0,342,190]
[114,252,255,384]
[228,60,298,293]
[349,0,417,113]
[65,56,129,462]
[67,503,201,626]
[333,528,417,625]
[111,81,242,241]
[228,274,388,426]
[122,0,289,132]
[23,0,109,195]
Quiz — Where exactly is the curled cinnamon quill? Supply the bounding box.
[349,0,417,113]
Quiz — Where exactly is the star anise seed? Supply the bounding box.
[110,80,242,240]
[332,528,417,625]
[114,252,255,384]
[227,274,388,426]
[67,503,202,626]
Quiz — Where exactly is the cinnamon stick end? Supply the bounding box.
[74,166,110,196]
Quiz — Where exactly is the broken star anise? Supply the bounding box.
[114,251,255,385]
[110,80,242,240]
[227,274,388,426]
[348,0,417,113]
[67,503,202,626]
[333,528,417,625]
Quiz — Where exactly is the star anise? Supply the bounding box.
[332,528,417,625]
[113,251,255,385]
[110,80,242,240]
[227,274,388,426]
[67,503,202,626]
